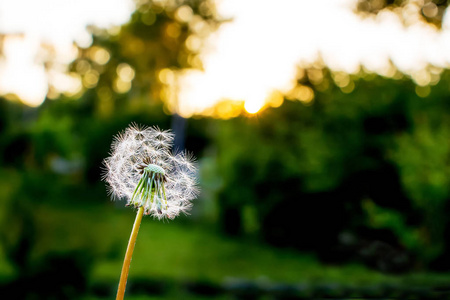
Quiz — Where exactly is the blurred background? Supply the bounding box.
[1,0,450,299]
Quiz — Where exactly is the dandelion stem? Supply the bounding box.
[116,206,145,300]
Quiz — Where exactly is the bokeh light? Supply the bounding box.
[2,0,450,115]
[175,0,450,117]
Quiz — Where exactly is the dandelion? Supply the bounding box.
[102,123,199,300]
[103,123,198,219]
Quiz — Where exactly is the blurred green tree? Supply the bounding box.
[211,68,450,270]
[66,0,220,117]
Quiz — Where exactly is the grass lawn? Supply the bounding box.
[86,205,450,287]
[2,201,450,299]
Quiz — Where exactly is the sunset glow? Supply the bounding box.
[176,0,450,116]
[1,0,450,114]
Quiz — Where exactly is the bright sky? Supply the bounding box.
[178,0,450,115]
[0,0,449,113]
[0,0,134,105]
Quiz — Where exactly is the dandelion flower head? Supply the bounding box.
[103,124,199,219]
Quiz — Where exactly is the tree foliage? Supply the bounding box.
[212,68,450,270]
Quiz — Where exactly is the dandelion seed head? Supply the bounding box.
[103,124,199,220]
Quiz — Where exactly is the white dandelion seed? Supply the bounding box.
[102,123,199,220]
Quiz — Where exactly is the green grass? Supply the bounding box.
[2,201,449,292]
[79,205,442,287]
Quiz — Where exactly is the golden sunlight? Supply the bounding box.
[1,0,450,116]
[175,0,450,117]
